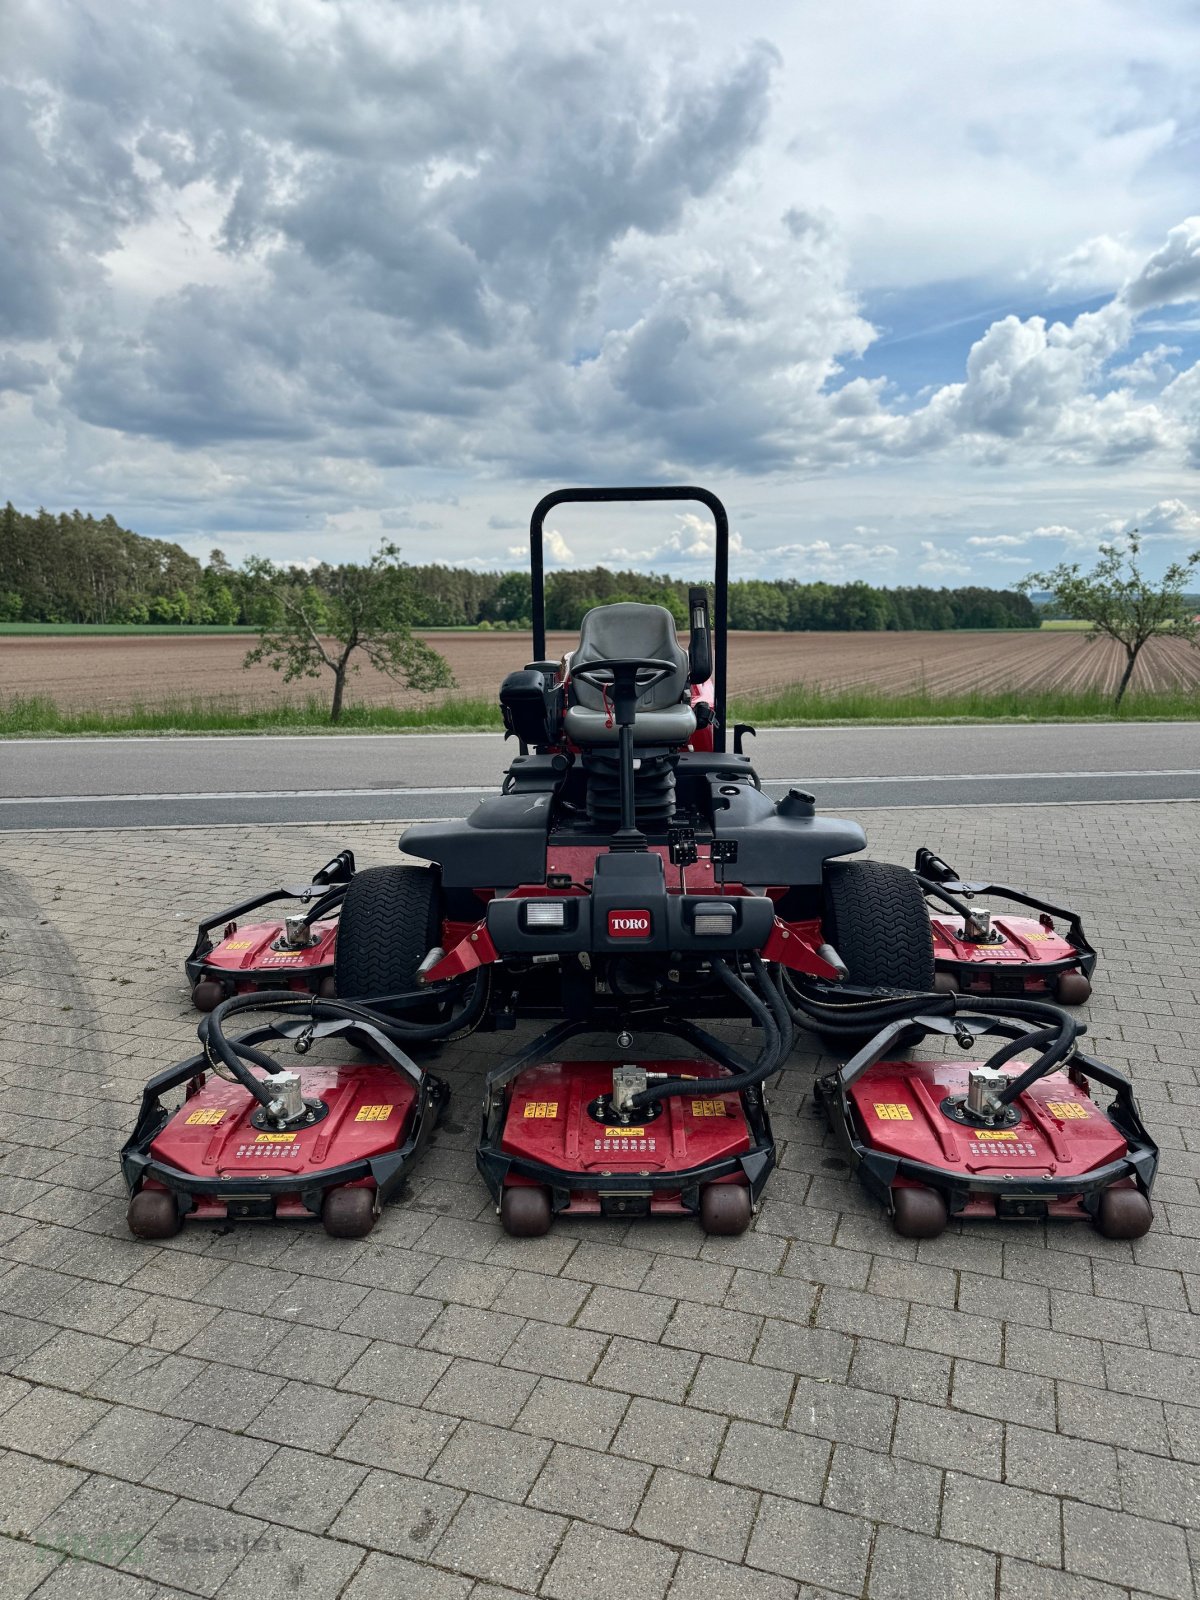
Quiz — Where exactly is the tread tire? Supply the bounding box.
[334,865,441,1002]
[824,860,935,991]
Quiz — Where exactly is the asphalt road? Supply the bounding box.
[2,722,1198,829]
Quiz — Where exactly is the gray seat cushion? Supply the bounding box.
[565,602,696,746]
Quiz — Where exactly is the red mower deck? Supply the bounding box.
[818,1009,1157,1240]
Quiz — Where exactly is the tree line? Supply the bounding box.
[0,502,1040,631]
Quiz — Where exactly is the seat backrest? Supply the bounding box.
[570,603,689,711]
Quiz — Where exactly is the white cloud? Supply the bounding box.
[918,540,971,579]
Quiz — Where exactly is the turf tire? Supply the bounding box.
[334,864,442,1002]
[818,859,935,1053]
[824,859,936,991]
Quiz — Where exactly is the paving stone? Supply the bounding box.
[144,1423,277,1508]
[1163,1401,1200,1462]
[1116,1447,1200,1527]
[34,1472,173,1566]
[244,1377,366,1452]
[636,1467,758,1563]
[1005,1424,1120,1507]
[865,1254,957,1308]
[232,1441,365,1533]
[578,1285,674,1342]
[907,1303,1003,1363]
[561,1243,653,1292]
[823,1441,941,1533]
[528,1441,653,1529]
[753,1323,852,1383]
[502,1322,608,1383]
[868,1525,996,1600]
[786,1375,894,1451]
[14,1328,128,1390]
[495,1269,591,1326]
[429,1418,552,1500]
[893,1398,1002,1477]
[816,1285,908,1343]
[0,1541,67,1600]
[515,1377,630,1451]
[667,1550,798,1600]
[257,1322,369,1385]
[61,1405,192,1480]
[643,1257,733,1305]
[541,1521,677,1600]
[663,1302,760,1360]
[849,1338,950,1406]
[942,1471,1062,1566]
[1056,1381,1170,1453]
[999,1555,1128,1600]
[215,1524,366,1600]
[715,1420,828,1501]
[433,1493,567,1590]
[745,1496,872,1593]
[613,1398,727,1474]
[724,1270,818,1324]
[421,1303,525,1364]
[330,1467,463,1560]
[166,1366,284,1432]
[780,1241,870,1292]
[0,1450,85,1539]
[688,1355,793,1426]
[121,1498,268,1598]
[1104,1344,1200,1407]
[592,1337,698,1403]
[952,1359,1054,1428]
[1063,1501,1194,1599]
[339,1342,450,1404]
[425,1357,539,1425]
[0,1386,109,1457]
[335,1397,459,1474]
[341,1549,471,1600]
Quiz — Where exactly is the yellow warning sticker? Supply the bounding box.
[974,1129,1018,1141]
[874,1103,913,1121]
[604,1127,646,1138]
[523,1101,559,1119]
[692,1099,727,1118]
[223,939,253,950]
[1046,1101,1089,1120]
[254,1132,297,1143]
[185,1108,226,1125]
[355,1104,394,1122]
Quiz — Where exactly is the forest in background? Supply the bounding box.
[0,502,1041,631]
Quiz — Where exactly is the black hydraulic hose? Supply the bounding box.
[982,1025,1059,1074]
[628,957,781,1109]
[299,884,348,927]
[913,874,976,923]
[203,973,489,1092]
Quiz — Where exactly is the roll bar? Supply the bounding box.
[529,486,730,752]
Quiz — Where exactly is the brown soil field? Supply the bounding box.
[2,629,1199,712]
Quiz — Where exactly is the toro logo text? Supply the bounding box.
[607,909,652,939]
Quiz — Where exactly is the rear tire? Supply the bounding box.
[699,1184,752,1235]
[891,1186,948,1238]
[191,979,225,1013]
[500,1186,552,1237]
[334,865,442,1002]
[322,1186,377,1238]
[1095,1187,1153,1240]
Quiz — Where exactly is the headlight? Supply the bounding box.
[523,900,567,929]
[692,901,736,937]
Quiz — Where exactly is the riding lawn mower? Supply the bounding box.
[126,486,1156,1243]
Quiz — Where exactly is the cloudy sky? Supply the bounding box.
[3,0,1200,584]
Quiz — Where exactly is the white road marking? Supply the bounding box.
[4,768,1200,805]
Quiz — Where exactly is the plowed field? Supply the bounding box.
[2,629,1198,712]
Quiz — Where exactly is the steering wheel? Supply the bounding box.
[571,657,677,696]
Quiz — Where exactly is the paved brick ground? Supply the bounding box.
[1,804,1198,1600]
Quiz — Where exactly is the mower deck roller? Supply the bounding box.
[815,999,1157,1240]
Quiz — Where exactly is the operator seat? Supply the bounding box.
[564,603,697,746]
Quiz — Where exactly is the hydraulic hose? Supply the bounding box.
[628,956,783,1109]
[201,971,490,1091]
[913,875,976,924]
